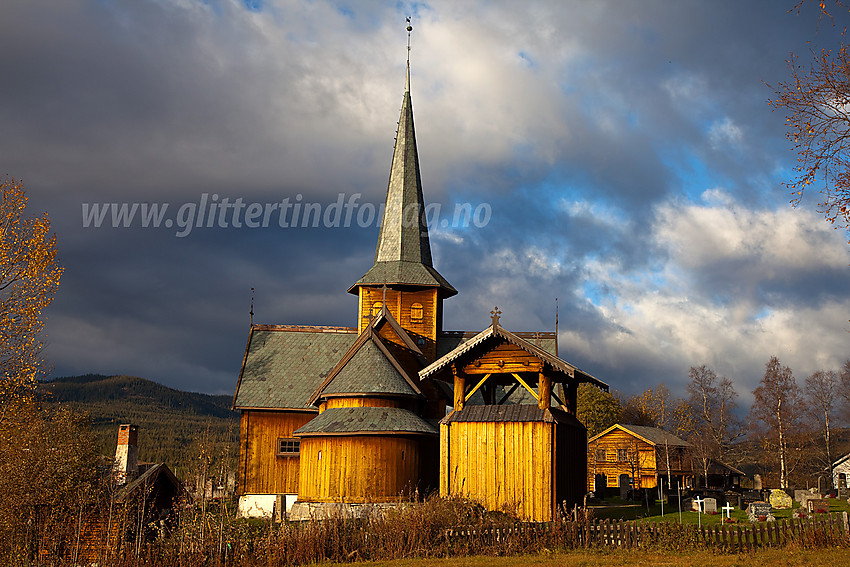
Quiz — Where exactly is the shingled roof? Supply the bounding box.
[421,322,608,390]
[307,308,424,405]
[348,62,455,297]
[311,338,420,400]
[232,325,358,410]
[294,406,437,436]
[441,404,584,428]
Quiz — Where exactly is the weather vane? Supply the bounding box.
[406,17,412,63]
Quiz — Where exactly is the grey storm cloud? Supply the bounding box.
[1,0,848,399]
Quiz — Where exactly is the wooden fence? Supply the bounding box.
[445,511,850,551]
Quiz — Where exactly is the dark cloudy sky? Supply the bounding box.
[3,0,848,402]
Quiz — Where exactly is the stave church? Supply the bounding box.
[232,39,608,522]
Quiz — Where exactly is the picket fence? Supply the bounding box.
[445,511,850,551]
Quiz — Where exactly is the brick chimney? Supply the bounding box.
[114,424,138,485]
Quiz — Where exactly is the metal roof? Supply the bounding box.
[294,406,438,436]
[232,325,357,410]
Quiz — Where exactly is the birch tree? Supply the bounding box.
[750,356,802,489]
[686,365,742,464]
[805,369,841,483]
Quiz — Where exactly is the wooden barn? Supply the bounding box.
[587,424,693,493]
[231,52,609,520]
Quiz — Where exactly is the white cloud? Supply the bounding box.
[562,192,850,395]
[708,117,744,149]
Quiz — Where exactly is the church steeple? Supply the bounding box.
[349,28,455,361]
[348,46,455,297]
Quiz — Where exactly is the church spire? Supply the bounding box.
[349,24,455,297]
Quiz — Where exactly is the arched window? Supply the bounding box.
[410,302,424,322]
[370,301,383,317]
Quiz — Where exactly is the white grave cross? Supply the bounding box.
[722,503,734,519]
[694,496,705,513]
[694,496,705,528]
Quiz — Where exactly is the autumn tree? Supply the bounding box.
[620,384,693,438]
[803,369,841,485]
[769,1,850,231]
[576,383,621,438]
[0,403,103,563]
[0,178,62,410]
[840,358,850,419]
[686,365,742,466]
[750,356,803,489]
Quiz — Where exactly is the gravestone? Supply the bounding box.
[703,497,718,514]
[807,498,830,514]
[741,490,761,510]
[747,501,773,523]
[753,474,762,490]
[769,489,793,509]
[818,476,826,495]
[794,489,814,502]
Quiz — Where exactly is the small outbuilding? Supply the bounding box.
[420,312,608,522]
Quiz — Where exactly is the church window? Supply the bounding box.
[276,438,300,457]
[370,301,383,316]
[410,302,424,322]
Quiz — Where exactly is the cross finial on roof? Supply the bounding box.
[490,307,502,326]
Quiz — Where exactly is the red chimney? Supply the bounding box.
[114,424,138,484]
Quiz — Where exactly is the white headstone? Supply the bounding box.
[703,497,717,514]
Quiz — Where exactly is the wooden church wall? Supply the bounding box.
[298,435,421,503]
[238,410,314,495]
[358,287,439,360]
[440,420,556,522]
[320,397,407,412]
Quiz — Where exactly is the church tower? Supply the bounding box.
[348,58,456,362]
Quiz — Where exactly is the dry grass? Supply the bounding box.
[328,547,850,567]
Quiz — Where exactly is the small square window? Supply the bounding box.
[276,438,300,457]
[595,449,605,462]
[617,449,628,462]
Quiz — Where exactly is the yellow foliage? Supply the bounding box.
[0,178,62,410]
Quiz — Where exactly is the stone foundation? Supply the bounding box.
[288,501,400,521]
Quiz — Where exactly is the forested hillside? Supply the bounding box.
[37,374,238,477]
